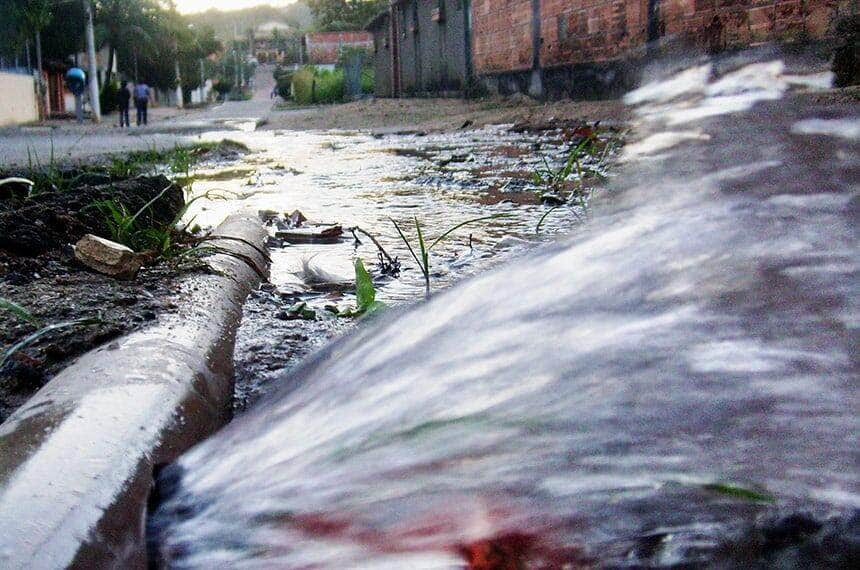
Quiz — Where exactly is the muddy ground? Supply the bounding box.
[0,144,247,422]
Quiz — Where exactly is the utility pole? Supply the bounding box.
[199,59,205,103]
[174,60,184,108]
[83,0,101,122]
[34,32,43,77]
[174,35,183,109]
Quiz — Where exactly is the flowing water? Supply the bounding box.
[150,51,858,568]
[185,119,618,409]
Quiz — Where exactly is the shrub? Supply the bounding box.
[292,66,345,105]
[360,68,374,94]
[100,81,119,114]
[276,71,293,99]
[213,80,233,100]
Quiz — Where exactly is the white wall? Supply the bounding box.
[0,71,39,127]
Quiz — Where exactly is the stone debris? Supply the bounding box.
[73,234,143,280]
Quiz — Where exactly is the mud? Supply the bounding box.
[0,147,254,422]
[265,97,630,133]
[0,260,185,422]
[0,174,183,256]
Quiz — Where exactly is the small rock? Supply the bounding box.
[287,210,307,227]
[540,193,566,206]
[258,209,280,223]
[73,234,143,280]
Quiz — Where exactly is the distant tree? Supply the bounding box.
[306,0,386,32]
[1,0,54,71]
[95,0,161,86]
[15,0,53,74]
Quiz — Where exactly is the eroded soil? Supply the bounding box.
[0,144,248,421]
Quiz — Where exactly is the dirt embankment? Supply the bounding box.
[0,173,190,422]
[265,97,630,133]
[0,142,248,422]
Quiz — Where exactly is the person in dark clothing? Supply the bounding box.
[134,82,150,126]
[116,81,131,127]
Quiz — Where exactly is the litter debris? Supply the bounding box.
[276,302,316,321]
[296,255,353,291]
[276,225,343,244]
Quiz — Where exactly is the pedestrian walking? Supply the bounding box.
[117,80,131,127]
[134,82,151,126]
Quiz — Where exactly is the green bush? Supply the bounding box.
[360,68,374,94]
[275,71,293,99]
[213,80,233,100]
[100,81,119,114]
[292,66,345,105]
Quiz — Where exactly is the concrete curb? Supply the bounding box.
[0,212,269,569]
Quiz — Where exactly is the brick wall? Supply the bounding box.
[305,31,374,65]
[472,0,854,76]
[471,0,535,73]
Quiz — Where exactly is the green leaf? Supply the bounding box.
[0,298,40,325]
[390,218,423,269]
[700,482,775,503]
[414,217,428,272]
[286,302,316,320]
[427,213,511,251]
[362,300,387,316]
[354,258,376,309]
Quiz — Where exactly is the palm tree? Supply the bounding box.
[14,0,54,75]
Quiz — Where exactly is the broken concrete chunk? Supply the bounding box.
[73,234,143,280]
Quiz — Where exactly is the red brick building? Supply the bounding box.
[305,31,374,66]
[371,0,854,98]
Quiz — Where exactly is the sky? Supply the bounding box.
[175,1,296,14]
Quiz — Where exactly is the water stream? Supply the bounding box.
[184,121,618,409]
[150,52,858,568]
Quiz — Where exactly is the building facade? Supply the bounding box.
[369,0,473,97]
[370,0,855,98]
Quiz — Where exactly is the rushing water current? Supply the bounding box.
[150,52,858,568]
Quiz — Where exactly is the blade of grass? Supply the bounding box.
[428,213,510,251]
[1,318,100,368]
[535,207,560,234]
[0,298,40,325]
[391,218,423,269]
